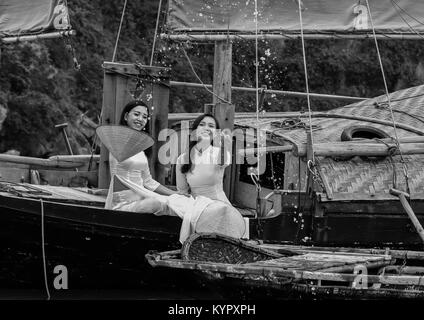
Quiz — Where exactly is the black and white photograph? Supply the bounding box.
[1,0,424,313]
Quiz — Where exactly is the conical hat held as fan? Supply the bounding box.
[96,125,154,162]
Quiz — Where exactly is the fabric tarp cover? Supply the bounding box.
[167,0,424,34]
[0,0,71,37]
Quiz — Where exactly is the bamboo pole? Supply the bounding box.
[240,145,293,156]
[354,136,424,144]
[170,112,424,136]
[294,142,424,157]
[48,155,100,162]
[259,244,424,260]
[163,33,424,41]
[168,111,304,122]
[0,154,86,168]
[390,188,424,244]
[170,81,365,102]
[1,30,76,43]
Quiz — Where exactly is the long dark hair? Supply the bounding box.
[119,100,150,134]
[180,113,220,174]
[119,100,152,157]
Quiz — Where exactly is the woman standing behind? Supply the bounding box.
[107,100,177,211]
[176,113,232,204]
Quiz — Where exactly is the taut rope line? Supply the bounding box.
[40,199,51,300]
[254,0,262,179]
[112,0,128,62]
[298,0,315,164]
[365,0,411,194]
[181,47,231,104]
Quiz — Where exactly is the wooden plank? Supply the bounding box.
[283,153,307,191]
[29,185,106,202]
[246,252,388,271]
[150,73,170,183]
[0,166,30,183]
[103,62,171,78]
[318,260,393,273]
[0,162,31,169]
[259,244,424,260]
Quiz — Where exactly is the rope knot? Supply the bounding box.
[387,145,398,156]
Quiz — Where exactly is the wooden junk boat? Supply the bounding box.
[146,0,424,299]
[2,0,424,292]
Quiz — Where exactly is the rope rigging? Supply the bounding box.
[365,0,411,195]
[40,199,51,300]
[112,0,128,62]
[180,46,231,104]
[297,0,316,166]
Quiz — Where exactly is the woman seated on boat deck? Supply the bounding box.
[176,113,232,204]
[105,100,181,213]
[105,101,245,242]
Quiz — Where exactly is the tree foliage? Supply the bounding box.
[1,0,424,156]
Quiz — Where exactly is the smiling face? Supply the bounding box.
[195,116,217,142]
[124,105,149,131]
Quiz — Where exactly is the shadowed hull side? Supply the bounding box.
[250,199,424,250]
[0,193,184,289]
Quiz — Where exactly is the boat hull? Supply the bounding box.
[0,192,182,289]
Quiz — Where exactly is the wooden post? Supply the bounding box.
[213,41,232,104]
[306,131,315,195]
[211,40,235,201]
[98,62,170,188]
[149,74,170,184]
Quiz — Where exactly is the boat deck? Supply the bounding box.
[247,252,389,272]
[0,182,106,206]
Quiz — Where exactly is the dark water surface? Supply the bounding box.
[0,244,225,300]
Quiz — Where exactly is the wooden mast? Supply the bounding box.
[205,40,236,201]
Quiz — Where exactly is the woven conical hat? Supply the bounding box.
[195,202,246,239]
[96,125,154,162]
